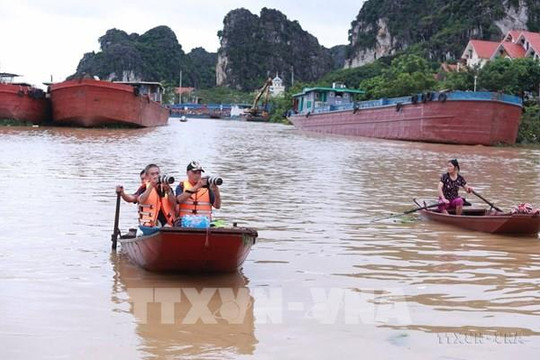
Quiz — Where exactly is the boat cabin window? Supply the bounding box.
[329,92,335,98]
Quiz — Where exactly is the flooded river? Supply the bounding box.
[1,119,539,359]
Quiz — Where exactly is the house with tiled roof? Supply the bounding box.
[461,30,540,68]
[461,40,500,68]
[513,31,540,59]
[492,41,526,60]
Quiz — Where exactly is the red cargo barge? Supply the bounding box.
[49,78,169,127]
[289,87,523,146]
[119,227,258,273]
[0,73,50,125]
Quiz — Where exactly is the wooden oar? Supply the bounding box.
[470,189,503,212]
[371,202,440,222]
[111,192,121,250]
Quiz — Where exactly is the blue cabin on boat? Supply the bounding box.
[292,83,364,115]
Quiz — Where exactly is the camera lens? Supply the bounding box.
[159,175,175,184]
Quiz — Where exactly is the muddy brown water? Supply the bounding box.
[1,119,539,359]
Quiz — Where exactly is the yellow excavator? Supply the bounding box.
[244,77,273,121]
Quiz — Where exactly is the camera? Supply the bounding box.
[158,175,175,184]
[204,176,223,187]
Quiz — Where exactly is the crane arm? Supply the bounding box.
[251,78,273,110]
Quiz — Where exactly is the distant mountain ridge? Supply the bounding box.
[345,0,539,67]
[71,9,339,92]
[70,2,540,92]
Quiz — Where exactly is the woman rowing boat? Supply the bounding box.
[438,159,473,215]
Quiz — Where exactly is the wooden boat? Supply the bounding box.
[49,78,169,127]
[289,87,523,145]
[0,73,50,124]
[119,226,258,272]
[418,207,540,235]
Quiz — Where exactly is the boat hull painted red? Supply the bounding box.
[289,99,522,145]
[50,79,169,127]
[420,209,540,235]
[0,83,50,124]
[119,227,258,272]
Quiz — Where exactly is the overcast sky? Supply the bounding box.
[0,0,366,87]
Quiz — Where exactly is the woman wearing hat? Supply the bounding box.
[438,159,473,215]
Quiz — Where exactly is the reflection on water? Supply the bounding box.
[111,253,256,359]
[1,119,540,358]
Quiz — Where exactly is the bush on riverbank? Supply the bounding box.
[0,118,34,126]
[517,104,540,144]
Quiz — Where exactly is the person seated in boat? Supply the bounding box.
[138,164,177,227]
[438,159,473,215]
[175,161,221,226]
[116,169,146,204]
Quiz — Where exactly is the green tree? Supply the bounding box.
[320,61,387,89]
[268,82,312,123]
[478,57,540,94]
[359,54,436,98]
[438,67,475,91]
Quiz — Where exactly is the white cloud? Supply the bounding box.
[0,0,364,87]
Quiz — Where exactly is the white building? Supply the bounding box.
[269,74,285,97]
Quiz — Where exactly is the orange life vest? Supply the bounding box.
[138,186,176,227]
[178,180,212,219]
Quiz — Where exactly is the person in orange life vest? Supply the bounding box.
[138,164,177,227]
[116,169,146,204]
[438,159,473,215]
[175,161,221,221]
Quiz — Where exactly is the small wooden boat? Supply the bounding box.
[119,226,258,272]
[417,207,540,235]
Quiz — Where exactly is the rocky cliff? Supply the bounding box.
[71,26,216,88]
[216,8,334,91]
[345,0,539,68]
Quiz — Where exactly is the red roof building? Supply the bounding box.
[493,41,526,59]
[461,40,500,68]
[461,29,540,68]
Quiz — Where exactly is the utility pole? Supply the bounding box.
[291,66,294,87]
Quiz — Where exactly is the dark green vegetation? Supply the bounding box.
[217,8,333,91]
[72,27,216,89]
[358,55,436,99]
[349,0,540,62]
[191,87,253,104]
[0,119,34,126]
[518,104,540,144]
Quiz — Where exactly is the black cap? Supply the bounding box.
[187,161,205,172]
